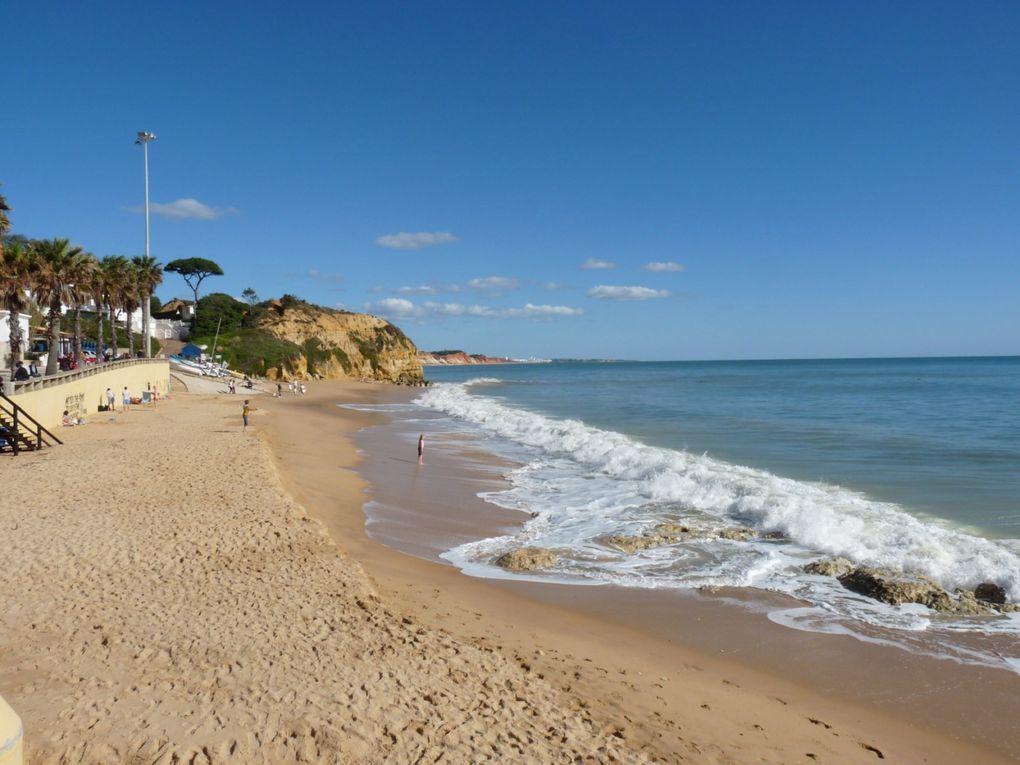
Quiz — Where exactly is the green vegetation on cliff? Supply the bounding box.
[186,292,422,381]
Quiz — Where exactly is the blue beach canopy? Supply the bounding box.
[180,343,202,359]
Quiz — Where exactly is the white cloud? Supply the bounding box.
[392,285,440,295]
[371,283,463,295]
[375,231,459,249]
[366,297,417,317]
[581,258,616,270]
[366,298,582,320]
[467,276,519,290]
[375,277,521,294]
[422,301,469,316]
[588,285,670,301]
[505,303,584,318]
[129,198,238,220]
[642,261,685,272]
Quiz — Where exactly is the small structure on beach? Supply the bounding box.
[179,343,203,360]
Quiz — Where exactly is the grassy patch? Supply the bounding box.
[332,347,352,374]
[353,335,381,372]
[194,329,302,377]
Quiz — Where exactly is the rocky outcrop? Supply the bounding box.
[838,568,954,611]
[257,299,423,383]
[600,524,757,554]
[494,547,559,572]
[418,350,512,365]
[820,564,1020,615]
[803,558,855,577]
[717,527,757,541]
[975,582,1007,604]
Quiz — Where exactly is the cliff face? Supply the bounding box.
[257,301,423,383]
[418,350,512,365]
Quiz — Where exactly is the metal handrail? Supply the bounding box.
[0,391,63,454]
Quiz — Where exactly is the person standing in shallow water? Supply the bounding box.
[417,434,425,466]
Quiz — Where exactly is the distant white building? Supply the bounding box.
[0,310,31,368]
[59,299,192,345]
[152,317,190,342]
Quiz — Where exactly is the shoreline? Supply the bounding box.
[259,381,1019,764]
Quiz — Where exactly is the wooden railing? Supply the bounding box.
[0,392,63,456]
[8,358,168,395]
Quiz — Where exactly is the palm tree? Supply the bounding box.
[132,255,162,357]
[0,241,34,370]
[122,267,140,358]
[0,188,10,246]
[89,259,108,363]
[67,253,99,366]
[31,238,84,375]
[101,256,129,360]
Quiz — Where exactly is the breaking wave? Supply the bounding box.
[416,381,1020,611]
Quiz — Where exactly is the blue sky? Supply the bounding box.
[5,1,1018,359]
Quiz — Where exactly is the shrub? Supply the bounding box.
[332,347,352,374]
[194,293,246,337]
[210,329,302,377]
[302,337,333,375]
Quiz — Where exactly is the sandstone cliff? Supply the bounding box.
[257,299,423,383]
[418,350,512,365]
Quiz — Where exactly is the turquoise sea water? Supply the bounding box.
[400,356,1020,667]
[425,356,1020,538]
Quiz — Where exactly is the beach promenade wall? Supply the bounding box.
[10,359,170,430]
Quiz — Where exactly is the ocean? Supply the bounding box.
[358,357,1020,671]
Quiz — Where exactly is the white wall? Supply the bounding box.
[0,311,30,368]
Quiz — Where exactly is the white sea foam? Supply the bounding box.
[338,403,420,413]
[415,381,1020,616]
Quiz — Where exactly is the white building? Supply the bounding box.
[152,316,190,342]
[60,299,191,345]
[0,310,31,369]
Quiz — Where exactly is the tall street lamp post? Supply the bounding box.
[135,131,155,357]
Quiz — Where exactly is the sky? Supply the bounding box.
[4,1,1019,360]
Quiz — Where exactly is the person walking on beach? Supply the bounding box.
[276,382,283,398]
[417,434,425,466]
[242,400,256,430]
[106,387,115,412]
[122,386,131,412]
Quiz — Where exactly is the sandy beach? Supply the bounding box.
[1,381,1015,764]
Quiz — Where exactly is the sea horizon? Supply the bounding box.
[542,353,1020,363]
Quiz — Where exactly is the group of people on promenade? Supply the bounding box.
[0,362,38,394]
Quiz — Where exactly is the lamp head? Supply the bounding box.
[135,131,156,144]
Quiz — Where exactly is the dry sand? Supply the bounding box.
[0,383,1012,763]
